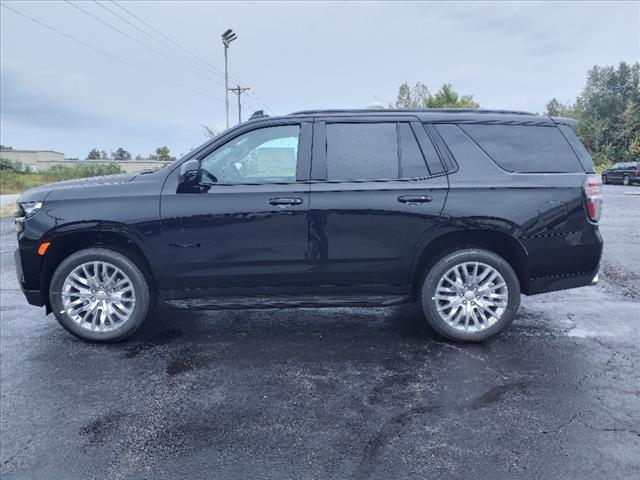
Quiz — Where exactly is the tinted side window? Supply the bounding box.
[326,123,398,180]
[398,123,429,178]
[460,124,584,173]
[558,125,594,173]
[435,124,495,175]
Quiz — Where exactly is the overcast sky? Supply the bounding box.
[1,0,638,158]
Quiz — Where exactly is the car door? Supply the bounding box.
[610,163,623,183]
[307,117,448,287]
[160,121,312,294]
[621,162,634,182]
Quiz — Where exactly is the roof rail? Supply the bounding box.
[289,108,536,116]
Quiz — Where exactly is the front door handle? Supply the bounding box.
[398,195,433,204]
[269,197,303,206]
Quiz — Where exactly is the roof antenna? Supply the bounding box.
[250,110,268,119]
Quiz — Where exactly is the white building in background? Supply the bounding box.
[0,149,168,173]
[0,149,64,170]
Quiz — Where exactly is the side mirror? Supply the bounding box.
[178,159,200,186]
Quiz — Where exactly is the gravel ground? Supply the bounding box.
[1,184,638,480]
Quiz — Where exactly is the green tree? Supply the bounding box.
[553,61,640,166]
[425,84,480,108]
[394,82,479,109]
[100,150,109,160]
[544,98,576,117]
[87,148,101,160]
[150,146,175,162]
[395,81,430,108]
[0,158,23,172]
[112,147,131,161]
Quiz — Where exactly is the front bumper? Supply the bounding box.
[14,248,45,307]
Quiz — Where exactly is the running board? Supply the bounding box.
[165,294,414,311]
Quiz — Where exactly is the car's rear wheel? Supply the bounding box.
[623,175,630,186]
[49,248,151,342]
[420,249,520,342]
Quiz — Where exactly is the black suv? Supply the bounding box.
[15,109,603,343]
[601,161,640,186]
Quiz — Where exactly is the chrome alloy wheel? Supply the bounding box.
[60,261,136,333]
[433,261,508,332]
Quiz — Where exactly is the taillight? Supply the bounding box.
[584,175,602,222]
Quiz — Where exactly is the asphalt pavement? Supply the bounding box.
[1,185,638,480]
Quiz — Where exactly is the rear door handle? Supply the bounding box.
[269,197,303,206]
[398,195,433,204]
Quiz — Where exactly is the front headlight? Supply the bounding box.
[15,202,43,233]
[17,201,43,219]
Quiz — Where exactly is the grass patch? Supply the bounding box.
[0,163,123,194]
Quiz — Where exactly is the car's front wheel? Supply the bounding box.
[49,248,151,342]
[420,249,521,342]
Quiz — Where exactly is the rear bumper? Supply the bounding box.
[522,226,602,295]
[527,269,599,295]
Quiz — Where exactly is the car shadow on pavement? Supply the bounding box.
[127,301,436,347]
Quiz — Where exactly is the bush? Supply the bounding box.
[0,170,30,193]
[0,162,124,194]
[42,163,123,182]
[0,158,23,173]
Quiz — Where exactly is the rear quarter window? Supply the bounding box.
[558,125,594,173]
[459,124,585,173]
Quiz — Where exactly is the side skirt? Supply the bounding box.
[165,294,415,311]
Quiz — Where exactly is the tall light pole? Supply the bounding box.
[221,29,237,129]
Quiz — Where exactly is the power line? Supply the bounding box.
[110,0,273,113]
[246,92,273,114]
[110,0,232,82]
[92,0,218,81]
[64,0,227,88]
[0,2,223,102]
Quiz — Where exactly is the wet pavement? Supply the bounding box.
[1,185,638,479]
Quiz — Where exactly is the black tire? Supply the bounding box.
[49,248,151,342]
[420,249,521,342]
[601,175,608,185]
[623,175,630,186]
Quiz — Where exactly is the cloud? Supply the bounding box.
[0,67,206,156]
[1,1,637,156]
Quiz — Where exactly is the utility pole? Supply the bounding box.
[221,29,237,129]
[228,84,251,124]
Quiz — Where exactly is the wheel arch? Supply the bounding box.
[40,226,157,311]
[410,228,530,295]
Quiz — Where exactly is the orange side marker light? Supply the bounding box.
[38,241,51,256]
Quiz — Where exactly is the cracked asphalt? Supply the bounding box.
[1,185,638,479]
